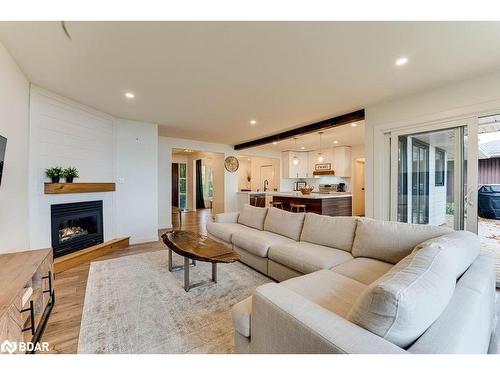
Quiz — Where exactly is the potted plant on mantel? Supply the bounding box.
[63,167,80,183]
[45,167,63,183]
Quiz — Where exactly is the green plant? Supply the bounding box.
[45,166,63,179]
[62,167,80,179]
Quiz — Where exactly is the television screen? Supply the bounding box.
[0,135,6,186]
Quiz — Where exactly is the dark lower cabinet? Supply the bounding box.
[272,196,352,216]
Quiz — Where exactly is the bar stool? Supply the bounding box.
[290,203,306,213]
[269,201,284,209]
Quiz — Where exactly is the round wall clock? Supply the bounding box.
[224,156,240,172]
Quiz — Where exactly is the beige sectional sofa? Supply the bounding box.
[206,205,497,354]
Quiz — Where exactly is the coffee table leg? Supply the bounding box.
[184,256,190,292]
[168,249,173,271]
[212,263,217,283]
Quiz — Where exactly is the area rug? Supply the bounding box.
[77,250,272,354]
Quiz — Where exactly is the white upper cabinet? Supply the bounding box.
[308,149,334,176]
[332,146,352,177]
[282,151,308,178]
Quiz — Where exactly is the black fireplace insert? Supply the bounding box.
[50,200,104,257]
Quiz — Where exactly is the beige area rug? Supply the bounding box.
[77,250,272,354]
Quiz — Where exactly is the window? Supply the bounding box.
[202,165,214,198]
[435,148,445,186]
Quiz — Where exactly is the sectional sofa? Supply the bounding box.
[206,204,497,354]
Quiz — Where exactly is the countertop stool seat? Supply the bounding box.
[289,203,306,213]
[270,201,284,209]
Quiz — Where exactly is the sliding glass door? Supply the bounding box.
[390,118,477,232]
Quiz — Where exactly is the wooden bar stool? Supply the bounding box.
[290,203,306,213]
[269,201,284,209]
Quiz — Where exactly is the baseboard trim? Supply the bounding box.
[54,237,130,274]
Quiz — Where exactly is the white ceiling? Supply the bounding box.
[2,22,500,145]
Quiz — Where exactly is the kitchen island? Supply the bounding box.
[272,192,352,216]
[237,191,352,216]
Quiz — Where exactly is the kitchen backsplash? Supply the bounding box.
[281,176,350,192]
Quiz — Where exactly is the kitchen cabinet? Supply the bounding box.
[333,146,352,177]
[282,151,308,178]
[308,149,334,177]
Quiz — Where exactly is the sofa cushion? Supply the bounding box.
[264,207,305,241]
[411,230,480,278]
[206,222,255,244]
[232,296,252,337]
[237,204,268,230]
[232,229,294,258]
[268,241,353,275]
[281,270,366,318]
[331,257,393,285]
[351,217,452,264]
[347,231,480,348]
[300,214,357,252]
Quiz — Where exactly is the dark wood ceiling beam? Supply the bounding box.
[233,109,365,150]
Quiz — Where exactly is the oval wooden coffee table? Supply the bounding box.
[161,230,240,292]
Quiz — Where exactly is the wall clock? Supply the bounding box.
[224,156,239,172]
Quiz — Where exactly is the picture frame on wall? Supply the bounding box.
[315,163,331,171]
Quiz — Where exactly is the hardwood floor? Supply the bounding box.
[41,208,213,354]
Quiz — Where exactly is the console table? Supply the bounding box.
[0,249,55,354]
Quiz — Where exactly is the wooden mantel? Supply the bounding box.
[44,182,116,194]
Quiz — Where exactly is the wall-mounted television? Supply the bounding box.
[0,135,6,186]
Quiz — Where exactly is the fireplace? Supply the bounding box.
[51,200,104,257]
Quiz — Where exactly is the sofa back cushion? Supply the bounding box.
[351,218,452,264]
[237,204,267,230]
[264,207,305,241]
[300,213,357,252]
[348,231,480,348]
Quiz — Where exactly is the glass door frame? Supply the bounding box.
[389,117,478,233]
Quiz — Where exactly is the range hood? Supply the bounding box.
[313,170,335,176]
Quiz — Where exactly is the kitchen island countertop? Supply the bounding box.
[237,191,351,199]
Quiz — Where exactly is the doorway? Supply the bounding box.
[354,158,365,216]
[477,114,500,283]
[390,120,473,231]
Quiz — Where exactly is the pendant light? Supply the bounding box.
[317,132,324,162]
[292,137,300,165]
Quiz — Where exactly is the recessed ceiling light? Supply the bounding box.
[272,141,278,145]
[184,149,191,152]
[125,92,135,99]
[333,140,339,144]
[249,120,257,125]
[351,123,357,127]
[300,146,305,150]
[395,57,408,66]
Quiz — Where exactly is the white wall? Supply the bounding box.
[365,69,500,220]
[0,43,30,253]
[28,87,159,248]
[28,87,117,249]
[114,119,158,244]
